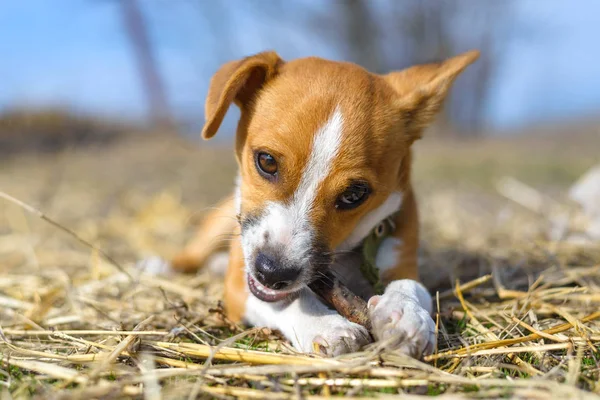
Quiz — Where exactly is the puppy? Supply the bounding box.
[171,50,479,358]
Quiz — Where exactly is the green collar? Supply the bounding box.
[359,213,398,295]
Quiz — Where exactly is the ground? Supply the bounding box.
[0,131,599,399]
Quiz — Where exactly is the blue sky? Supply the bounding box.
[1,0,600,135]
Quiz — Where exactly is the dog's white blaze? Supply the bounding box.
[339,191,403,251]
[294,107,344,221]
[264,202,312,259]
[245,107,344,265]
[375,237,403,273]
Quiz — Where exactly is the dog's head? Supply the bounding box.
[202,51,478,302]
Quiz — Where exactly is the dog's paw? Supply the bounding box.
[368,285,435,359]
[205,251,229,276]
[298,315,371,357]
[135,256,173,276]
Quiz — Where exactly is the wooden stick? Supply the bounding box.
[309,273,372,331]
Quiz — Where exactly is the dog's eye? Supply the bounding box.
[256,151,278,179]
[335,182,370,210]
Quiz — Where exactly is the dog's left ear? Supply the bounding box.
[202,51,284,140]
[384,50,480,140]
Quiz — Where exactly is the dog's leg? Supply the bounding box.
[367,185,436,358]
[171,194,237,273]
[225,237,370,355]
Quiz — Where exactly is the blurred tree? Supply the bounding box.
[384,0,515,136]
[335,0,383,73]
[120,0,174,131]
[253,0,514,137]
[188,0,518,137]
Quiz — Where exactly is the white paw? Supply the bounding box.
[205,251,229,276]
[135,256,173,276]
[368,284,436,358]
[296,315,371,357]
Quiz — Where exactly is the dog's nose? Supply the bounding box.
[254,252,301,290]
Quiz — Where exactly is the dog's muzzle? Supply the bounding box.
[240,210,331,302]
[247,251,302,302]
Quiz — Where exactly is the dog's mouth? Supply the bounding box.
[247,274,298,303]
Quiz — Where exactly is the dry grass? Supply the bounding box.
[0,133,599,399]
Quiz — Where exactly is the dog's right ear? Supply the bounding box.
[384,50,479,141]
[202,51,284,140]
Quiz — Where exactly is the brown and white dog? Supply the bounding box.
[168,50,479,358]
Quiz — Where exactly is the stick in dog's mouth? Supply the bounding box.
[247,269,373,331]
[309,272,372,332]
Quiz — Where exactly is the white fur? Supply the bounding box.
[205,251,229,275]
[135,256,172,276]
[241,202,314,274]
[375,237,403,273]
[383,279,432,314]
[339,192,403,251]
[368,279,435,357]
[245,289,370,355]
[241,107,344,270]
[293,107,344,223]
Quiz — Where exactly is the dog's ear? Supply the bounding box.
[384,50,479,140]
[202,51,284,140]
